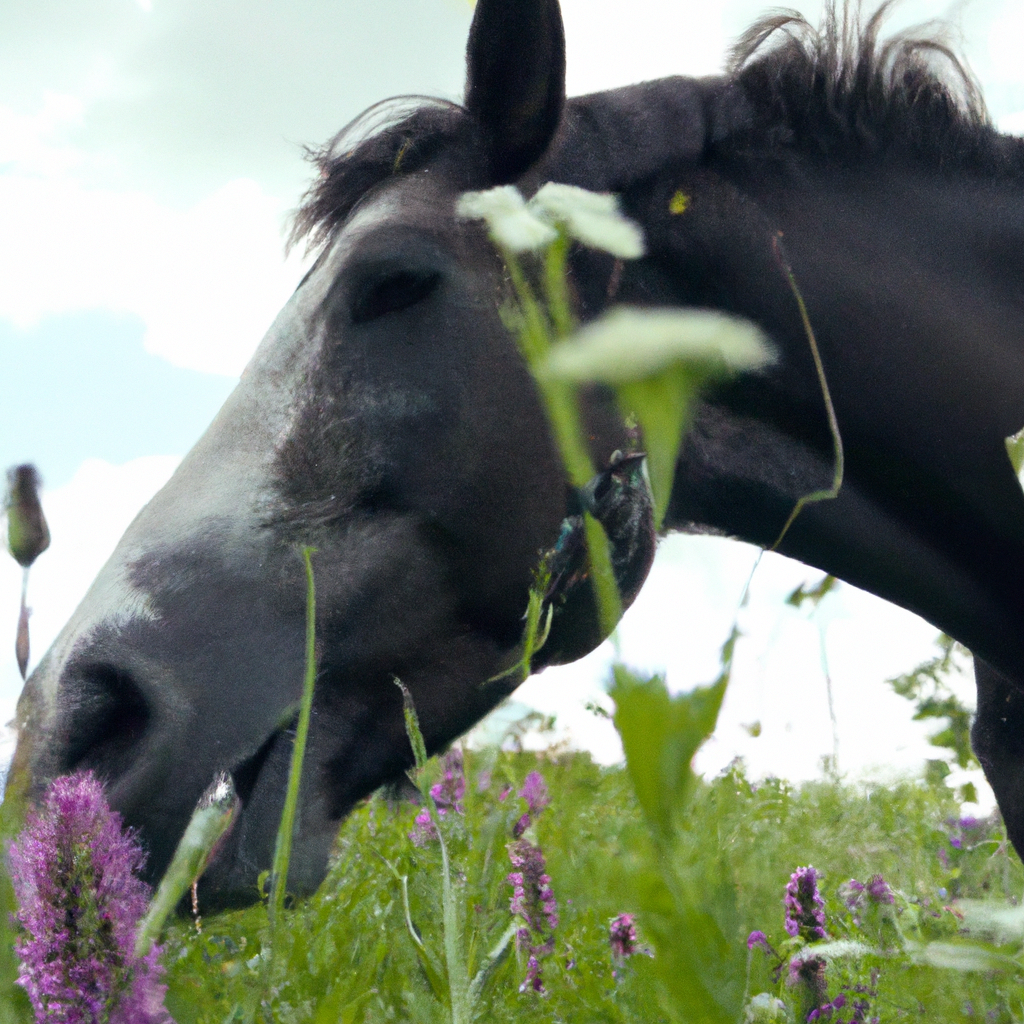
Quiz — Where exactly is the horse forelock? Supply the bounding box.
[289,98,476,254]
[724,1,1024,175]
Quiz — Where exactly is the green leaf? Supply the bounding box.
[633,867,744,1024]
[542,307,772,528]
[135,773,239,957]
[1005,426,1024,479]
[925,759,951,786]
[617,369,696,528]
[396,679,428,772]
[609,666,726,841]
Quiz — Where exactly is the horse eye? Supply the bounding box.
[350,270,440,324]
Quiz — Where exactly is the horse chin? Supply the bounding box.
[169,722,340,911]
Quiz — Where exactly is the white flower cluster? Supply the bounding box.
[543,307,774,385]
[457,182,644,259]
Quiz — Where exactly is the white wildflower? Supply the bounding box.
[744,992,790,1023]
[529,182,645,259]
[456,185,557,253]
[542,307,774,385]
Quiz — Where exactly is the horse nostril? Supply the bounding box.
[58,663,151,778]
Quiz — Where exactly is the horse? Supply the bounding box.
[10,0,1024,908]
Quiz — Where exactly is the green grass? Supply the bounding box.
[160,747,1024,1023]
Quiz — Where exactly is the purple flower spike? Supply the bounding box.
[519,771,550,817]
[429,749,465,814]
[784,866,827,941]
[610,913,638,958]
[7,770,173,1024]
[865,875,894,905]
[409,748,466,845]
[519,955,544,994]
[409,808,437,847]
[507,837,558,994]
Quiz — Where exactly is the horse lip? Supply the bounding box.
[229,716,295,810]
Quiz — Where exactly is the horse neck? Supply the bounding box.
[543,80,1024,681]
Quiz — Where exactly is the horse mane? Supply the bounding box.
[727,2,1024,173]
[289,97,473,252]
[291,3,1024,252]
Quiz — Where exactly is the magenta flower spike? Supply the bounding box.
[409,748,466,846]
[511,770,552,839]
[507,836,558,994]
[519,771,550,817]
[7,770,172,1024]
[784,865,827,941]
[609,913,638,958]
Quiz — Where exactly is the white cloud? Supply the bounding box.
[986,3,1024,84]
[999,111,1024,136]
[561,0,729,95]
[0,91,310,378]
[0,455,180,728]
[511,534,994,808]
[0,159,309,377]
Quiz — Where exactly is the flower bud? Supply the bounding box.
[5,465,50,568]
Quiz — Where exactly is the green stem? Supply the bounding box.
[268,546,318,950]
[582,512,623,640]
[543,232,574,338]
[438,826,469,1024]
[769,236,844,551]
[504,246,623,639]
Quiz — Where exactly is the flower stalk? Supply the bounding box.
[267,545,319,953]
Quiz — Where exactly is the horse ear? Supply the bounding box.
[464,0,566,182]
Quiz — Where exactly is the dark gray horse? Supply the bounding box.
[11,0,1024,907]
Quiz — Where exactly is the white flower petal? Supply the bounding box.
[529,182,645,259]
[456,185,557,253]
[543,307,774,384]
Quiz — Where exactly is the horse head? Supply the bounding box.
[10,0,652,906]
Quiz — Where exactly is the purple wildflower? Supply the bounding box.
[520,771,550,817]
[746,930,771,953]
[840,879,865,908]
[409,748,465,845]
[430,749,465,814]
[507,837,558,994]
[7,770,172,1024]
[511,813,532,839]
[609,913,638,958]
[787,954,828,1016]
[520,955,544,994]
[865,875,894,905]
[409,808,437,847]
[511,770,551,839]
[807,992,847,1021]
[784,865,827,941]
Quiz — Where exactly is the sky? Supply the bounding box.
[2,0,1022,805]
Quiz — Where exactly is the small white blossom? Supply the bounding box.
[744,992,790,1023]
[542,307,774,385]
[529,182,645,259]
[456,186,557,253]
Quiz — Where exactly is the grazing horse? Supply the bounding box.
[11,0,1024,907]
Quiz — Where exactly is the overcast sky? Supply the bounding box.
[2,0,1021,802]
